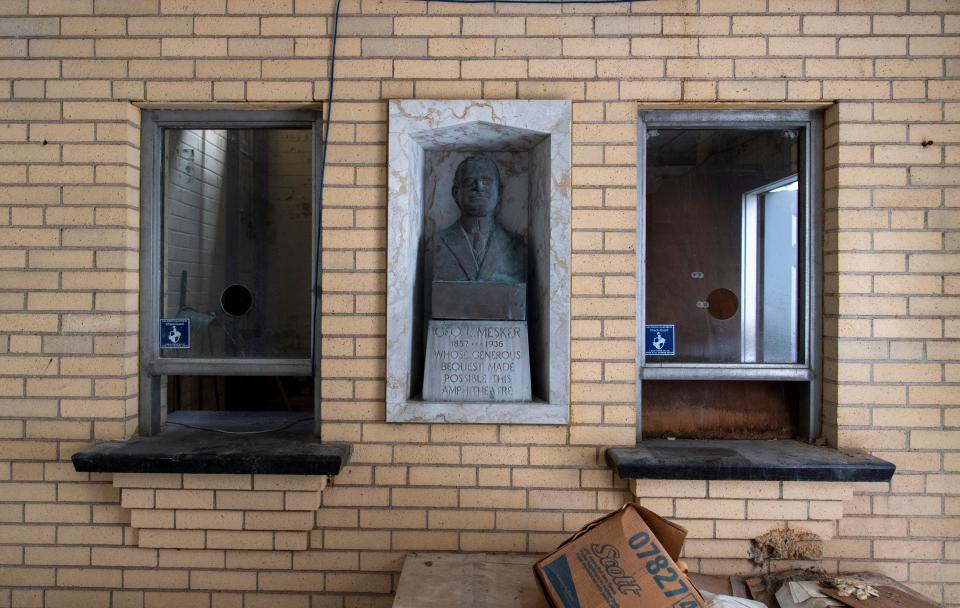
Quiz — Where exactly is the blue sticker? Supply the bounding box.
[159,318,190,349]
[645,324,675,356]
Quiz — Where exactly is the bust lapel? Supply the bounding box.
[439,228,479,280]
[478,226,508,281]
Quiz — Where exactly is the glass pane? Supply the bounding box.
[646,128,801,363]
[760,181,800,362]
[161,128,312,358]
[164,376,314,413]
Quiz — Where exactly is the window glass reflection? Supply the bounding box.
[161,129,312,359]
[646,129,802,364]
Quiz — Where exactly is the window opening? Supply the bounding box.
[646,128,802,364]
[140,110,322,436]
[638,110,822,443]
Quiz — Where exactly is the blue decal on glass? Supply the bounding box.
[160,318,190,349]
[645,324,675,356]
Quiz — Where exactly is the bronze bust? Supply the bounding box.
[432,156,526,284]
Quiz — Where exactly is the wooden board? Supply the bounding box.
[642,380,799,439]
[393,552,548,608]
[821,586,939,608]
[729,576,749,599]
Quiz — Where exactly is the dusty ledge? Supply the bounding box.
[606,439,895,482]
[71,411,351,476]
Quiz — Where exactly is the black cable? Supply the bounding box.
[312,0,343,380]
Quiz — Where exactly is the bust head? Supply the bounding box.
[452,156,501,219]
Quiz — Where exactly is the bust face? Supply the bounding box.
[454,158,500,218]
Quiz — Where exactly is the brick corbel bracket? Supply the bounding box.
[114,473,327,550]
[607,439,895,542]
[71,412,350,550]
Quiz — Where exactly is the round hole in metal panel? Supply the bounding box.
[220,284,253,317]
[706,288,738,320]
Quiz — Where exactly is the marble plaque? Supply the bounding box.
[423,320,531,402]
[387,100,570,424]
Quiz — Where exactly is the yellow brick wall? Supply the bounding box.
[0,0,957,606]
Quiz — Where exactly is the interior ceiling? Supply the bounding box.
[648,129,768,167]
[646,129,787,192]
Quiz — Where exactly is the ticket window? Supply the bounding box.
[639,111,822,442]
[140,111,322,435]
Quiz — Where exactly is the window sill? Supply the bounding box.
[71,411,350,476]
[605,439,895,482]
[640,364,812,381]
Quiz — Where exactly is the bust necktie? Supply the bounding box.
[470,227,485,262]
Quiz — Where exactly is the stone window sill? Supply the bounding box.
[71,411,351,476]
[70,412,349,550]
[605,439,895,482]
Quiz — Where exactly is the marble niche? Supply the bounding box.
[386,100,571,424]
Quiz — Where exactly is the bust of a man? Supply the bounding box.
[432,156,526,284]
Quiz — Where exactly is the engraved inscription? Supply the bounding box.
[423,320,531,402]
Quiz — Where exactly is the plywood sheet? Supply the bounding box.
[393,552,548,608]
[642,380,799,439]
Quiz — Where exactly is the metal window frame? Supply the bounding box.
[741,173,800,364]
[636,108,824,443]
[140,109,323,437]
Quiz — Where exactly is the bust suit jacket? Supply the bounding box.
[433,223,526,283]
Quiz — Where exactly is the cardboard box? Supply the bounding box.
[534,504,707,608]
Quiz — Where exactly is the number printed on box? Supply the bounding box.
[627,531,701,606]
